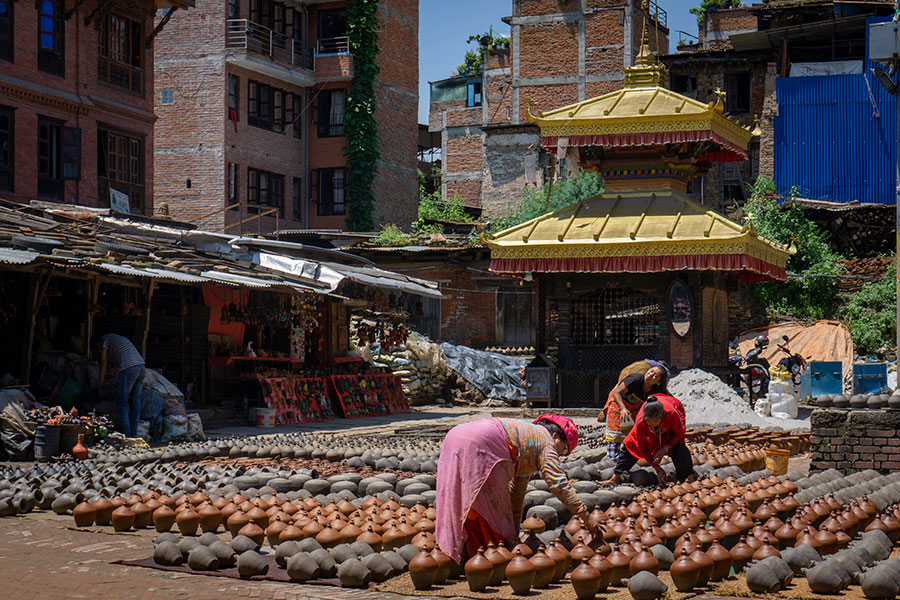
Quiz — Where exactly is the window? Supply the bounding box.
[292,177,302,221]
[725,72,751,114]
[467,81,482,107]
[0,1,12,62]
[670,74,697,94]
[99,14,143,94]
[38,118,63,199]
[316,168,345,216]
[0,106,12,192]
[571,288,661,345]
[248,168,285,217]
[227,75,239,122]
[318,9,347,40]
[317,89,345,137]
[248,80,298,133]
[38,0,64,76]
[228,0,239,19]
[293,93,302,138]
[98,128,144,213]
[227,163,239,207]
[160,90,174,105]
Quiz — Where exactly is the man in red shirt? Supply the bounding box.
[600,394,695,485]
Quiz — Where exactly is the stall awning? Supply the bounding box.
[484,190,793,282]
[258,252,442,299]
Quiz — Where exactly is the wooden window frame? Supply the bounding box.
[99,13,143,95]
[247,167,285,217]
[0,1,12,63]
[38,0,64,77]
[316,167,345,216]
[98,126,145,213]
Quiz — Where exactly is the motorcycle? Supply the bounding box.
[774,334,806,385]
[728,335,771,407]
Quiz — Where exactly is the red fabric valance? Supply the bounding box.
[541,131,748,162]
[489,254,786,282]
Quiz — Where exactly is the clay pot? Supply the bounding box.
[198,502,222,533]
[236,550,269,578]
[72,433,88,461]
[607,545,632,586]
[464,547,494,592]
[227,510,250,538]
[286,552,321,582]
[730,536,754,573]
[266,516,287,546]
[279,524,304,543]
[131,502,152,529]
[247,505,269,529]
[546,542,570,583]
[409,549,438,590]
[187,546,219,571]
[316,525,343,549]
[111,505,135,532]
[484,542,508,586]
[752,540,782,561]
[176,507,200,536]
[73,501,96,527]
[431,547,453,584]
[629,543,660,575]
[529,545,555,589]
[506,548,535,596]
[689,548,713,587]
[571,557,602,600]
[571,537,595,562]
[523,515,546,533]
[707,538,733,582]
[358,525,382,551]
[238,522,265,547]
[669,548,699,592]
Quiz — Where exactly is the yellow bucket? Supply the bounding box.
[765,447,790,475]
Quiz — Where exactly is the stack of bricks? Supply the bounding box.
[810,408,900,473]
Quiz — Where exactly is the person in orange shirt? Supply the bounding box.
[600,394,694,486]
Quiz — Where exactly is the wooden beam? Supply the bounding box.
[593,195,621,241]
[84,0,115,26]
[139,280,156,358]
[146,7,177,49]
[21,271,51,384]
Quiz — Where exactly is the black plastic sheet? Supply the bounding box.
[439,342,528,403]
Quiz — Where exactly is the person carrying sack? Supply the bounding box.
[599,363,668,462]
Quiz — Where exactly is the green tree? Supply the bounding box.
[690,0,742,24]
[458,31,510,76]
[490,171,605,233]
[742,177,844,321]
[841,265,897,355]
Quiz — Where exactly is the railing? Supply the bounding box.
[226,19,314,70]
[317,35,350,55]
[648,0,667,29]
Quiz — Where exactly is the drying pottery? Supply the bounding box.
[337,558,371,588]
[430,547,452,584]
[111,505,135,532]
[730,536,754,572]
[669,548,699,592]
[706,538,732,581]
[286,552,321,581]
[175,507,200,536]
[608,544,632,585]
[187,545,219,571]
[484,542,508,585]
[626,571,668,600]
[153,505,176,533]
[72,500,96,527]
[236,551,269,578]
[530,545,556,589]
[153,541,184,566]
[238,522,265,546]
[409,549,438,590]
[464,547,494,592]
[208,541,237,568]
[506,548,535,596]
[571,557,602,600]
[629,543,660,575]
[198,502,222,533]
[689,548,714,587]
[71,434,88,461]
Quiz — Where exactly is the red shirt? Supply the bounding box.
[623,394,686,462]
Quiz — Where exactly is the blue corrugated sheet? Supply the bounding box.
[774,16,896,204]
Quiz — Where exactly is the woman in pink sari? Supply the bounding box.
[435,414,602,563]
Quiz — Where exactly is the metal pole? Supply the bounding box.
[895,58,900,354]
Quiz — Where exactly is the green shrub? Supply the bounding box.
[842,264,896,355]
[371,223,410,247]
[490,171,605,232]
[742,177,843,321]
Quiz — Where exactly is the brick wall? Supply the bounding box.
[0,1,156,214]
[810,409,900,473]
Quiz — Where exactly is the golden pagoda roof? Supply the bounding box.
[485,189,792,281]
[526,28,755,161]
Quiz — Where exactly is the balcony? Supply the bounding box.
[317,36,350,55]
[226,19,315,87]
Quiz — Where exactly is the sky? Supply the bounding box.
[417,0,699,124]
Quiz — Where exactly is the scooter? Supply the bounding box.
[728,335,771,407]
[774,334,806,385]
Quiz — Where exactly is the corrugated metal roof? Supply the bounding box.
[774,16,895,204]
[97,262,208,283]
[0,248,39,264]
[200,270,277,288]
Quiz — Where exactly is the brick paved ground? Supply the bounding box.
[0,511,464,600]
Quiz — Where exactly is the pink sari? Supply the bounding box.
[435,418,516,563]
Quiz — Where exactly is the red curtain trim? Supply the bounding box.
[489,254,787,282]
[541,131,748,161]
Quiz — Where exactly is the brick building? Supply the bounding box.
[153,0,418,234]
[0,0,193,214]
[429,0,669,219]
[662,1,895,212]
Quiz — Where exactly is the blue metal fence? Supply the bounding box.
[774,16,896,204]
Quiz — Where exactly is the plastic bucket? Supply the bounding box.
[765,447,790,475]
[254,408,275,428]
[34,425,60,462]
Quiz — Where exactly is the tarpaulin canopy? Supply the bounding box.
[739,320,855,378]
[485,189,793,281]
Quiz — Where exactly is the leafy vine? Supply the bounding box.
[344,0,380,231]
